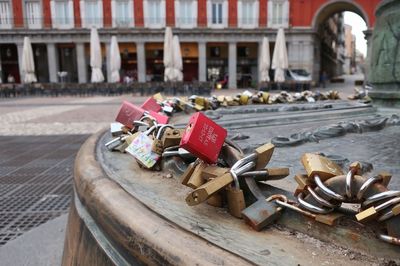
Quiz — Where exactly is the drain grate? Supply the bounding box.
[0,134,89,246]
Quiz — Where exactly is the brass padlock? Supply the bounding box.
[217,95,225,103]
[392,203,400,216]
[301,153,344,181]
[201,165,230,181]
[241,198,282,231]
[226,166,247,218]
[294,174,312,190]
[261,92,270,103]
[254,143,275,170]
[186,161,208,189]
[239,94,249,105]
[153,92,164,102]
[151,139,164,155]
[356,207,378,222]
[206,183,224,208]
[161,128,184,148]
[378,171,392,187]
[181,159,200,186]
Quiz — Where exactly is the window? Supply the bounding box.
[51,0,74,28]
[80,0,103,28]
[207,0,227,28]
[268,0,289,28]
[175,0,196,28]
[144,0,165,28]
[238,0,258,28]
[25,0,42,29]
[112,0,133,27]
[0,1,12,29]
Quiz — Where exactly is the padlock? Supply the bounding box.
[261,92,270,103]
[254,143,275,170]
[239,94,249,105]
[355,207,378,222]
[217,95,225,103]
[125,126,160,169]
[206,191,224,208]
[151,125,173,155]
[185,160,255,206]
[110,122,124,137]
[115,101,145,129]
[301,153,344,181]
[153,92,164,102]
[194,96,205,107]
[186,161,208,189]
[241,199,282,231]
[294,174,312,190]
[161,128,184,148]
[226,168,246,218]
[105,133,132,151]
[315,212,344,226]
[349,161,362,175]
[378,171,392,187]
[393,203,400,216]
[141,97,161,112]
[180,112,227,164]
[148,111,169,124]
[162,148,196,161]
[181,159,201,186]
[201,166,230,181]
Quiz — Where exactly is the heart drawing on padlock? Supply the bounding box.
[126,133,160,168]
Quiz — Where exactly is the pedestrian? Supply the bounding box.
[320,71,327,88]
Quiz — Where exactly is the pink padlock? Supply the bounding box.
[141,97,161,112]
[115,101,145,129]
[148,111,169,124]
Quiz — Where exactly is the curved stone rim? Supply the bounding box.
[73,129,252,265]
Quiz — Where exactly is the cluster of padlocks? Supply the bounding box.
[105,95,400,247]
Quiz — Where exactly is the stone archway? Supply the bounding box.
[312,0,370,30]
[310,0,370,83]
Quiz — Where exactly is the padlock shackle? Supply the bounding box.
[231,153,257,172]
[231,161,255,189]
[156,124,174,140]
[357,175,382,200]
[363,190,400,207]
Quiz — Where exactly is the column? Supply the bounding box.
[136,42,146,83]
[0,50,2,82]
[105,43,111,82]
[228,42,237,89]
[198,41,207,82]
[17,43,24,83]
[257,41,262,83]
[47,43,59,82]
[76,43,87,83]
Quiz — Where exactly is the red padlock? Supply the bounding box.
[141,97,161,112]
[148,111,169,124]
[180,112,227,164]
[115,101,145,129]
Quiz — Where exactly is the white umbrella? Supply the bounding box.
[259,37,270,82]
[163,27,174,81]
[109,36,121,83]
[21,37,37,83]
[90,27,104,83]
[172,35,183,82]
[272,28,288,83]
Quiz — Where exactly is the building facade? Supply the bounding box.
[0,0,379,87]
[344,24,356,74]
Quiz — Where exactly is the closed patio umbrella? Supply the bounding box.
[172,35,183,82]
[272,28,288,83]
[90,27,104,83]
[109,36,121,83]
[21,36,37,83]
[163,27,174,81]
[259,37,270,82]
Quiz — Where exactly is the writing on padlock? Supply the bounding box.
[126,127,160,168]
[180,112,227,164]
[115,101,145,129]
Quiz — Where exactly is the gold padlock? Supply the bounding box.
[294,174,311,190]
[261,92,270,103]
[217,95,225,103]
[206,183,224,208]
[153,92,164,102]
[161,128,183,148]
[356,207,377,222]
[315,212,344,226]
[186,172,233,206]
[226,185,246,218]
[301,153,344,181]
[378,171,392,187]
[181,159,200,186]
[239,94,249,105]
[254,143,275,170]
[201,166,230,181]
[151,139,164,155]
[186,161,208,189]
[392,203,400,216]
